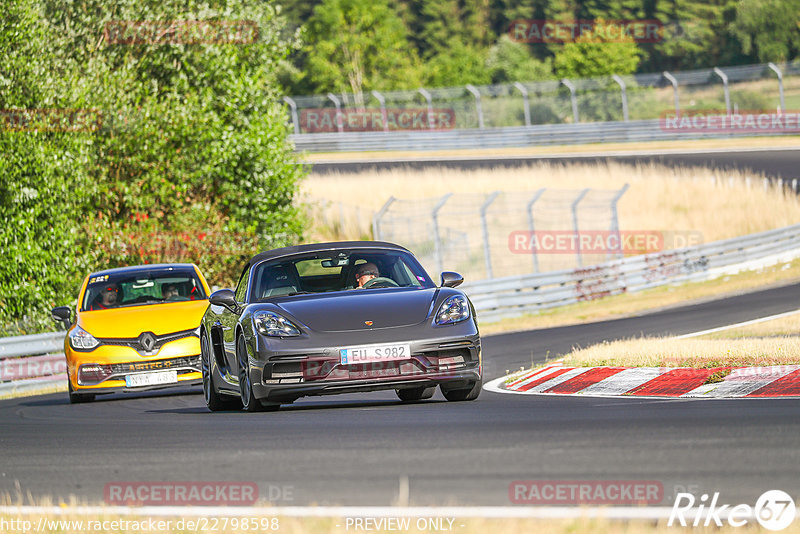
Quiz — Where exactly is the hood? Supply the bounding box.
[78,300,209,338]
[272,288,437,332]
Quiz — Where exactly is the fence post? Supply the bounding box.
[561,79,579,123]
[713,67,731,116]
[663,71,680,117]
[480,191,500,279]
[513,82,531,126]
[326,93,344,133]
[465,84,485,129]
[526,188,546,273]
[609,184,629,259]
[612,75,629,122]
[768,62,786,113]
[418,88,435,130]
[372,196,396,241]
[370,90,389,132]
[571,188,590,267]
[283,96,299,134]
[432,193,453,275]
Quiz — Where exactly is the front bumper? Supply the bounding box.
[245,321,481,403]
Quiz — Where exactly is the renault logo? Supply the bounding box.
[138,331,157,352]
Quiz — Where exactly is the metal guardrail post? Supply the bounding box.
[571,188,590,267]
[526,188,546,273]
[612,75,629,122]
[513,82,531,126]
[561,79,579,123]
[418,88,435,130]
[480,191,500,279]
[432,193,453,275]
[372,196,396,241]
[609,184,629,259]
[713,67,731,116]
[465,85,484,129]
[768,62,786,113]
[370,90,389,132]
[663,71,680,117]
[326,93,344,133]
[283,97,300,134]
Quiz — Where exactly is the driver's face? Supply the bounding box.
[101,286,118,305]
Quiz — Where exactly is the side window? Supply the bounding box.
[235,266,251,303]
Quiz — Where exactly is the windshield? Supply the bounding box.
[250,249,435,301]
[81,267,206,311]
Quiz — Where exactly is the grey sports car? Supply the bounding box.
[199,241,482,411]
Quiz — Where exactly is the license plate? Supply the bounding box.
[340,343,411,365]
[125,370,178,388]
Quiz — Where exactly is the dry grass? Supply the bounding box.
[561,336,800,368]
[301,135,800,162]
[300,161,800,244]
[702,311,800,339]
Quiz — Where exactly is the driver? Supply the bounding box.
[354,263,379,289]
[90,283,119,310]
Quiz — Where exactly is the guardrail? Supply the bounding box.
[290,119,795,153]
[0,331,66,396]
[462,223,800,322]
[2,223,800,394]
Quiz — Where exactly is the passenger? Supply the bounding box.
[162,283,179,300]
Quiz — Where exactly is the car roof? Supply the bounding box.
[247,241,411,268]
[89,263,199,277]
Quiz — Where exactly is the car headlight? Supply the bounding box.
[69,326,100,350]
[435,295,471,325]
[254,311,301,337]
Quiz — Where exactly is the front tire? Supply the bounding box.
[441,378,482,402]
[396,386,435,402]
[202,334,239,411]
[237,335,279,412]
[68,380,95,404]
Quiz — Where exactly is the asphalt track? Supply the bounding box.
[3,283,800,507]
[309,147,800,179]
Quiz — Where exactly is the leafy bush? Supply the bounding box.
[0,0,305,334]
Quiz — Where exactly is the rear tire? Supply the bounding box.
[396,386,435,402]
[68,381,95,404]
[202,334,239,411]
[441,378,482,402]
[237,336,278,412]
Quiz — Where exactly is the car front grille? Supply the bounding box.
[97,328,198,356]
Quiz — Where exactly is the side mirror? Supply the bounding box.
[209,289,238,310]
[51,306,72,330]
[440,271,464,288]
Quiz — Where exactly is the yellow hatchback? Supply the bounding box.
[52,263,211,403]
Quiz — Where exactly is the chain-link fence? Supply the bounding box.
[372,187,628,281]
[285,61,800,134]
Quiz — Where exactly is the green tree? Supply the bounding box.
[486,35,554,83]
[554,24,642,78]
[304,0,421,99]
[732,0,800,62]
